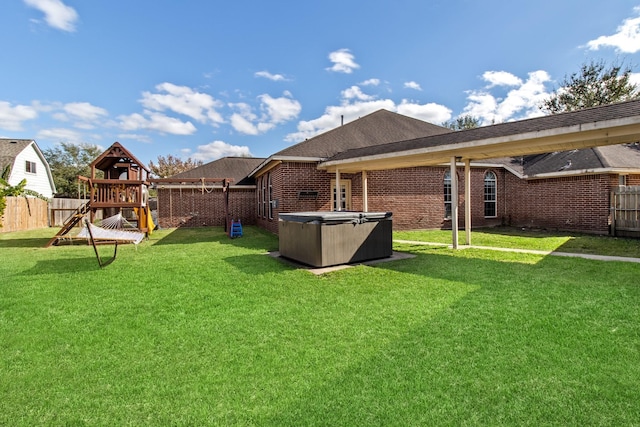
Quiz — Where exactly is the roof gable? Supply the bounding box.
[0,139,34,172]
[275,109,451,158]
[91,142,150,173]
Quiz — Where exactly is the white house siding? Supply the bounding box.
[11,143,54,198]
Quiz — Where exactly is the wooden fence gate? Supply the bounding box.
[611,186,640,237]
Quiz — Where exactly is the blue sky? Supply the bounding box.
[2,1,640,166]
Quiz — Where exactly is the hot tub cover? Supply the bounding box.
[278,211,391,224]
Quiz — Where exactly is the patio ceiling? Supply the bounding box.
[318,104,640,173]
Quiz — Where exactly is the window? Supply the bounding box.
[261,176,267,218]
[444,171,452,219]
[484,171,497,218]
[25,161,36,174]
[331,179,351,211]
[267,173,273,219]
[257,177,263,217]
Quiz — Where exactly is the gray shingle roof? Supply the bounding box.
[275,109,452,158]
[171,157,266,185]
[0,139,33,172]
[326,100,640,162]
[518,144,640,176]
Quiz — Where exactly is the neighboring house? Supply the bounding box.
[155,156,266,228]
[0,139,56,198]
[158,102,640,236]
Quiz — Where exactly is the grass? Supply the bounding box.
[1,226,639,425]
[395,226,640,257]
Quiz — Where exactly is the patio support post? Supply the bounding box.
[335,169,341,211]
[362,170,368,212]
[451,156,459,249]
[464,158,471,245]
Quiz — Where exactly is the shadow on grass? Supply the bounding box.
[260,249,639,425]
[0,237,52,248]
[152,226,278,252]
[20,257,100,275]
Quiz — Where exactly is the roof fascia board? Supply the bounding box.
[249,156,323,177]
[30,140,57,194]
[318,115,640,172]
[526,167,640,180]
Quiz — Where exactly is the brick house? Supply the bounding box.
[158,101,640,235]
[155,156,265,228]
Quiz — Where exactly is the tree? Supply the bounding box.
[149,155,203,178]
[43,142,103,197]
[443,114,481,130]
[541,60,639,114]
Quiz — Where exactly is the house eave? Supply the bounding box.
[249,156,324,177]
[525,167,640,180]
[318,115,640,173]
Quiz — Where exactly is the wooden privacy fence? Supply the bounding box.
[611,186,640,237]
[1,197,49,232]
[49,198,102,227]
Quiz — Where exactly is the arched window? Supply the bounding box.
[444,171,452,219]
[484,171,497,218]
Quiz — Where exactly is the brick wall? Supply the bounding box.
[157,162,631,236]
[257,163,506,233]
[156,187,256,229]
[504,173,613,234]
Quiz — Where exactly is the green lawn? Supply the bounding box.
[396,226,640,257]
[1,226,639,425]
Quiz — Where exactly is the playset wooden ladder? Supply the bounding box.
[45,200,91,247]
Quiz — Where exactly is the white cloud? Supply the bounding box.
[230,111,260,135]
[24,0,78,32]
[0,101,38,131]
[482,71,523,88]
[341,86,375,101]
[360,78,381,86]
[586,7,640,53]
[63,102,108,121]
[404,81,422,91]
[140,82,224,125]
[36,127,84,144]
[326,48,360,74]
[230,92,301,135]
[397,100,451,123]
[117,133,153,144]
[118,111,197,135]
[50,102,109,129]
[189,140,252,162]
[285,92,452,143]
[463,70,551,125]
[259,92,301,124]
[255,70,288,81]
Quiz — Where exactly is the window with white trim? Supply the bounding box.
[267,173,273,219]
[484,171,497,218]
[257,176,263,217]
[25,161,36,174]
[261,176,267,218]
[331,179,351,211]
[444,171,452,219]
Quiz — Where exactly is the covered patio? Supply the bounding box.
[318,100,640,248]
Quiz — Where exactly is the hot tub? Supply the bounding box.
[278,211,392,267]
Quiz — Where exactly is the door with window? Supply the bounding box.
[331,179,351,211]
